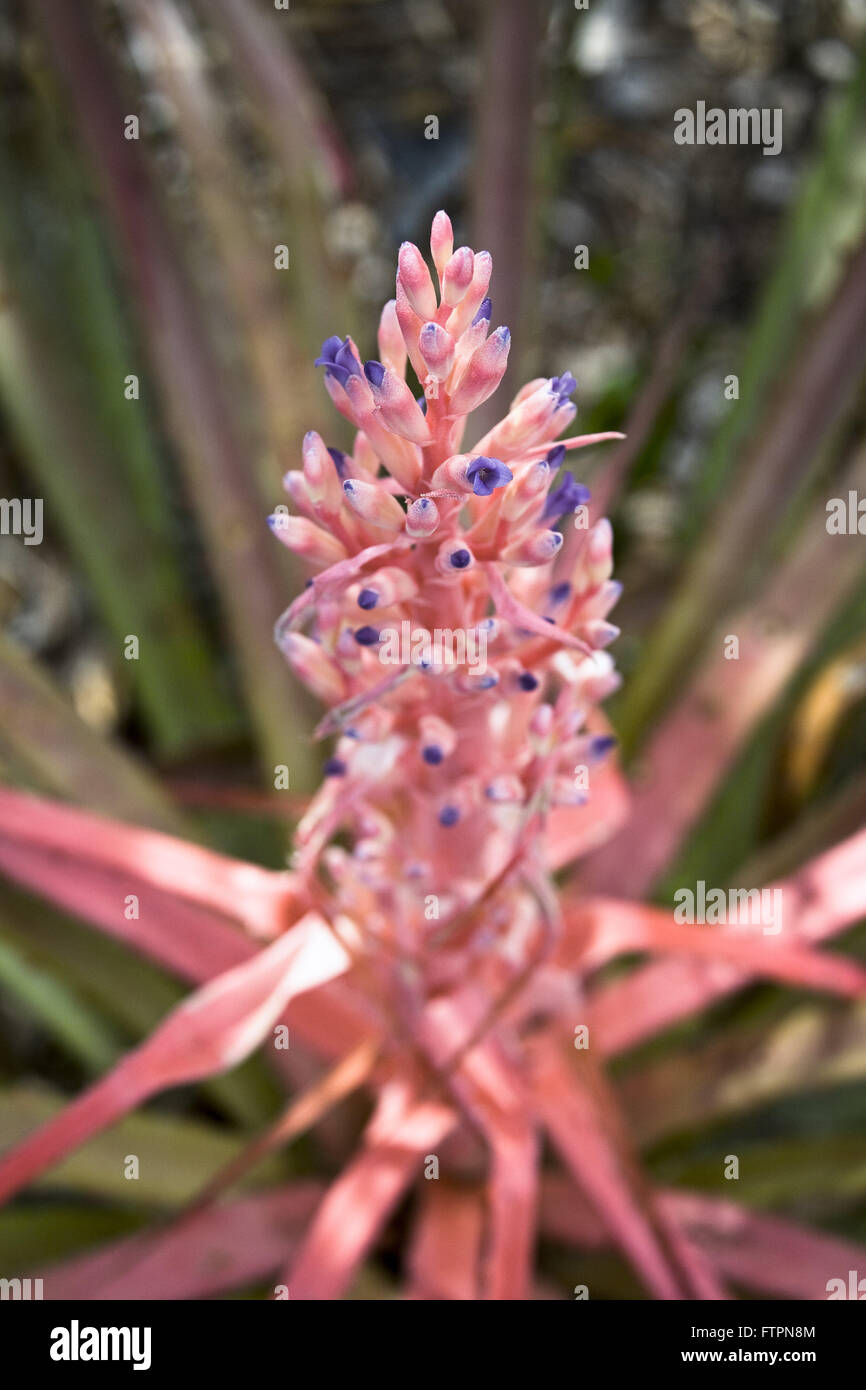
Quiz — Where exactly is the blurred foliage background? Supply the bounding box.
[0,0,865,1297]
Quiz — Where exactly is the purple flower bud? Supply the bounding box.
[357,588,379,610]
[546,445,567,470]
[589,734,617,760]
[472,297,492,325]
[550,372,577,407]
[542,474,591,521]
[314,336,363,388]
[354,626,381,646]
[422,745,444,765]
[438,805,460,827]
[323,758,347,777]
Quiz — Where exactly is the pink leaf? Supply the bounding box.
[527,1034,688,1299]
[565,897,866,996]
[587,829,866,1055]
[540,1174,866,1301]
[35,1184,323,1300]
[415,988,538,1300]
[406,1186,485,1300]
[283,1077,455,1299]
[662,1191,866,1301]
[0,787,297,938]
[0,914,349,1206]
[545,755,631,870]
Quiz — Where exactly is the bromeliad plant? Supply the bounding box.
[1,213,865,1300]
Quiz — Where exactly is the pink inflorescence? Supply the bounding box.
[270,210,623,986]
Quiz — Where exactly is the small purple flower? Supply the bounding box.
[550,372,577,408]
[466,456,513,497]
[543,473,591,521]
[546,445,567,470]
[314,336,363,388]
[472,297,492,326]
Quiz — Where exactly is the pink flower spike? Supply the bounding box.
[397,241,439,320]
[430,210,454,282]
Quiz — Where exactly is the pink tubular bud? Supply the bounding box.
[341,477,407,531]
[419,714,457,758]
[418,322,455,381]
[577,619,621,650]
[282,632,347,704]
[447,327,511,416]
[581,580,623,620]
[585,518,614,585]
[302,431,343,512]
[268,512,348,566]
[363,565,418,605]
[509,378,548,409]
[341,370,377,422]
[395,283,428,382]
[499,459,551,521]
[550,775,589,808]
[397,241,439,320]
[352,433,381,478]
[281,472,318,521]
[344,375,423,490]
[476,383,559,458]
[430,453,474,492]
[378,299,408,378]
[435,538,476,576]
[348,706,394,741]
[530,703,555,737]
[322,370,358,423]
[501,528,564,567]
[445,250,492,338]
[366,364,432,445]
[430,211,454,282]
[441,247,474,307]
[485,775,525,804]
[405,495,440,537]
